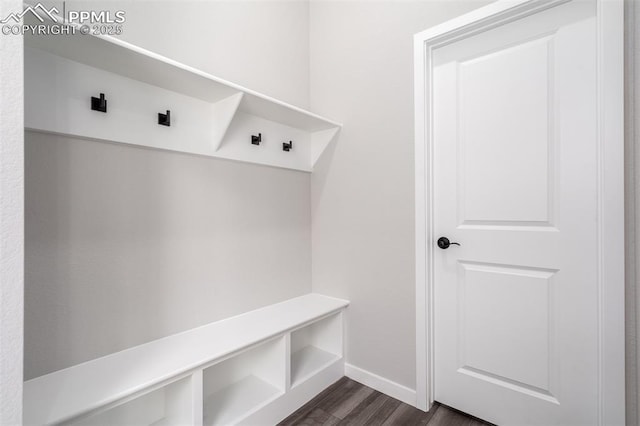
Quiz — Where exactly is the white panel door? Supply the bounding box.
[432,1,607,424]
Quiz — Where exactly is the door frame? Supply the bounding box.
[413,0,625,423]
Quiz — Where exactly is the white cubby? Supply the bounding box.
[203,338,285,426]
[290,313,343,388]
[70,375,199,426]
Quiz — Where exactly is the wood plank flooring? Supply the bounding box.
[279,377,493,426]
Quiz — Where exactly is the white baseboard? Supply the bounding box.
[344,363,417,407]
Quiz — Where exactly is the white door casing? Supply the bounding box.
[414,0,624,425]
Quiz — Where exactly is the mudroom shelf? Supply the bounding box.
[24,17,341,172]
[23,294,348,426]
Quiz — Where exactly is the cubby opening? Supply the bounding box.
[202,337,286,426]
[70,375,195,426]
[290,313,343,388]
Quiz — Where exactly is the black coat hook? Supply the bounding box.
[251,133,262,145]
[91,93,107,113]
[158,110,171,127]
[283,141,293,152]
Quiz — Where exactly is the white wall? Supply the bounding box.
[24,0,312,379]
[309,0,491,392]
[25,132,312,379]
[0,0,24,423]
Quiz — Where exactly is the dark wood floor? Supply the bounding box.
[279,377,493,426]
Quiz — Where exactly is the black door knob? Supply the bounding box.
[437,237,460,249]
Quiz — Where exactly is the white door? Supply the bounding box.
[429,1,621,425]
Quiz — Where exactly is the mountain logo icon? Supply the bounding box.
[0,3,59,24]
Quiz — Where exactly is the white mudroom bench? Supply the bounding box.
[24,294,349,425]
